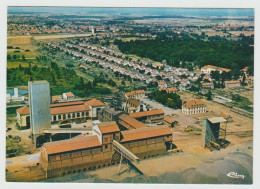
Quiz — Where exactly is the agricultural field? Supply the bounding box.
[7,61,42,69]
[116,37,147,42]
[7,36,39,59]
[32,33,93,40]
[229,31,254,36]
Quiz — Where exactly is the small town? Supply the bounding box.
[5,7,254,184]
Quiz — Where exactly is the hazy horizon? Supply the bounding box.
[8,7,254,17]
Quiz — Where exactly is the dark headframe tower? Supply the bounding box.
[202,117,227,148]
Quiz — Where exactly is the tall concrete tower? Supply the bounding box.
[91,26,95,34]
[28,81,51,145]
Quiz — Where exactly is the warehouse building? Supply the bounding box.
[16,99,105,129]
[40,121,173,178]
[129,109,165,123]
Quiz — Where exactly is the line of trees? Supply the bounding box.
[7,54,26,61]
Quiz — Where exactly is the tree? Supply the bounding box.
[93,79,97,88]
[22,55,26,61]
[121,80,125,85]
[220,71,228,88]
[79,77,84,90]
[206,90,212,100]
[7,54,11,60]
[12,55,17,60]
[210,70,220,83]
[242,73,246,85]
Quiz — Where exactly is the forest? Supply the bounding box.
[114,35,254,74]
[6,62,112,97]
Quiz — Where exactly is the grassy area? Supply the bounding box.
[7,36,40,59]
[231,94,253,112]
[116,37,147,42]
[6,107,17,124]
[7,61,42,69]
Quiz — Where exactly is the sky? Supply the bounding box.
[8,7,254,17]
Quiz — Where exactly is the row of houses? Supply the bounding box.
[48,40,252,92]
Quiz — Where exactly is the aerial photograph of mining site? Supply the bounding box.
[5,7,254,184]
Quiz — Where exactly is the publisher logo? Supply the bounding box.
[227,172,245,179]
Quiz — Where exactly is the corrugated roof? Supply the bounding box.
[121,126,172,142]
[86,98,105,107]
[129,109,164,118]
[43,135,101,155]
[97,121,120,134]
[119,114,147,129]
[208,117,227,124]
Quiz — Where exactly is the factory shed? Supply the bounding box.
[120,126,172,142]
[43,135,101,155]
[97,121,120,134]
[129,109,165,123]
[118,114,147,130]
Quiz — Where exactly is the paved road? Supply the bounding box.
[142,98,180,115]
[142,98,197,126]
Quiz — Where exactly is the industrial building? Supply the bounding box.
[27,81,174,179]
[129,109,165,123]
[98,108,124,122]
[40,121,173,178]
[164,116,178,127]
[16,99,105,129]
[122,98,150,113]
[201,117,228,150]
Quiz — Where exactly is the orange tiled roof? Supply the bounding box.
[64,92,74,97]
[202,83,214,86]
[120,126,172,142]
[201,65,231,72]
[166,87,177,92]
[119,114,147,129]
[50,101,84,108]
[97,121,120,134]
[17,101,91,115]
[86,98,105,107]
[183,100,206,109]
[127,98,141,106]
[225,81,240,84]
[17,106,29,115]
[164,116,177,124]
[50,104,90,115]
[129,109,164,118]
[43,135,101,155]
[125,90,145,97]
